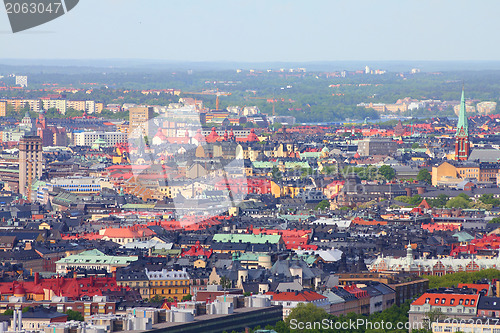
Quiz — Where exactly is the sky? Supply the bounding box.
[0,0,499,62]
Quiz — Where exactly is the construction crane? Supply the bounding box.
[245,96,282,117]
[182,88,231,110]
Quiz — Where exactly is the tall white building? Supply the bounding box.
[15,75,28,87]
[73,131,127,146]
[48,176,103,194]
[42,99,67,114]
[85,100,96,113]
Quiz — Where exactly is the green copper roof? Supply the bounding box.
[456,88,469,137]
[122,203,156,209]
[56,249,138,265]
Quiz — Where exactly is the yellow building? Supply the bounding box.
[95,102,104,113]
[432,161,481,186]
[67,100,86,111]
[432,161,459,186]
[454,103,475,115]
[385,103,408,112]
[116,270,150,298]
[146,269,191,300]
[0,100,6,117]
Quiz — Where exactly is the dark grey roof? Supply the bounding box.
[478,296,500,310]
[468,149,500,163]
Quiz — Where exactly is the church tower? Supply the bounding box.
[455,87,470,161]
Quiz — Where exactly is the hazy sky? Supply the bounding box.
[1,0,499,62]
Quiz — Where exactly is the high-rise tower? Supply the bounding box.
[129,106,154,138]
[19,136,43,198]
[455,87,470,161]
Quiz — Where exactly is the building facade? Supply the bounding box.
[129,107,154,138]
[18,136,43,198]
[73,131,127,147]
[145,268,191,300]
[357,137,397,156]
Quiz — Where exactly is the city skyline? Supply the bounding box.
[1,0,500,62]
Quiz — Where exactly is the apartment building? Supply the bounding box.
[145,268,191,300]
[129,107,154,138]
[73,131,127,147]
[48,176,103,194]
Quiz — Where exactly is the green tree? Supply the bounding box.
[395,195,411,204]
[285,303,328,329]
[181,294,192,301]
[409,194,423,206]
[220,276,232,289]
[64,309,84,321]
[411,143,420,149]
[379,165,396,180]
[151,295,166,303]
[430,194,449,207]
[3,309,13,316]
[446,196,470,209]
[417,169,432,184]
[271,166,282,181]
[425,269,500,289]
[394,195,422,206]
[315,200,330,211]
[479,194,500,206]
[488,217,500,224]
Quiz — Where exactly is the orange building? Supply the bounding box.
[0,100,6,117]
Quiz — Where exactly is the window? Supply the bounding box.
[435,298,440,304]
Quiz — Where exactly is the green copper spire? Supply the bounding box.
[456,86,468,137]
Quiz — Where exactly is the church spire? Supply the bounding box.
[456,85,468,137]
[455,85,470,160]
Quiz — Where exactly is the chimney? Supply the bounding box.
[13,308,17,332]
[18,308,22,330]
[34,272,40,285]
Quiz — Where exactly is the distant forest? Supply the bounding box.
[2,64,500,122]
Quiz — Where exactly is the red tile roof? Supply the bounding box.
[0,276,122,300]
[412,293,479,307]
[457,284,490,294]
[265,290,327,302]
